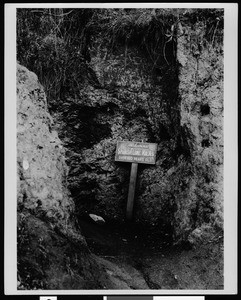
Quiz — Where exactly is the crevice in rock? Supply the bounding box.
[201,139,211,147]
[200,103,210,115]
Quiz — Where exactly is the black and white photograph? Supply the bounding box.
[4,3,237,295]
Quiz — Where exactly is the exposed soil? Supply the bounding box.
[78,217,224,290]
[17,211,223,290]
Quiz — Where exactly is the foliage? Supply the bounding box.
[86,8,223,65]
[17,9,95,111]
[86,8,176,68]
[17,8,223,111]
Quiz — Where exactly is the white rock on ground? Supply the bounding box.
[89,214,106,225]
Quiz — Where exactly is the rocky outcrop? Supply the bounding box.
[17,64,74,226]
[17,64,112,290]
[175,18,223,242]
[52,10,223,244]
[16,8,224,290]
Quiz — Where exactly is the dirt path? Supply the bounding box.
[78,217,224,290]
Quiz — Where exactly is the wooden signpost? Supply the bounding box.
[115,141,157,220]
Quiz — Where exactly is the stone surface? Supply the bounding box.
[17,64,73,226]
[53,15,223,245]
[89,213,106,224]
[16,9,224,290]
[17,64,108,289]
[175,20,224,241]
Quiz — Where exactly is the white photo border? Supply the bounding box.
[4,2,238,295]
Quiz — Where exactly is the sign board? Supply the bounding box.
[115,140,158,221]
[115,141,157,165]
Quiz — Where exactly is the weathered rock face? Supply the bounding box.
[43,10,224,246]
[16,9,224,290]
[52,11,223,245]
[17,64,111,289]
[53,47,179,231]
[17,64,73,224]
[174,19,223,242]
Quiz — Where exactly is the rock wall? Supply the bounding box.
[53,42,180,233]
[17,64,111,289]
[175,19,223,242]
[50,10,223,244]
[16,9,224,289]
[17,64,73,224]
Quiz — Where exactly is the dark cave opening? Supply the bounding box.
[200,103,210,115]
[202,139,211,148]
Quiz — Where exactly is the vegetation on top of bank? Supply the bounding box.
[17,8,223,112]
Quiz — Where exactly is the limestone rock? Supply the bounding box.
[89,213,106,225]
[17,64,72,224]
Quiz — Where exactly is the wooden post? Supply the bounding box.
[126,162,138,221]
[115,141,157,222]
